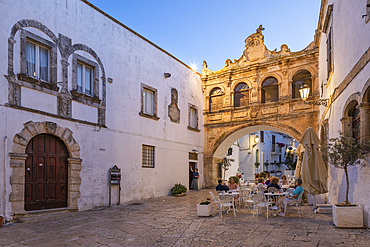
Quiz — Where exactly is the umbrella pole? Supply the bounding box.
[313,194,317,211]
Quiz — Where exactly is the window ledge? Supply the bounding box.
[139,112,160,121]
[71,90,101,104]
[187,126,201,132]
[17,74,59,92]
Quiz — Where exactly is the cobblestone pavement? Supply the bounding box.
[1,190,369,246]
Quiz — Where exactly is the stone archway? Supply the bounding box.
[203,120,309,188]
[9,121,82,218]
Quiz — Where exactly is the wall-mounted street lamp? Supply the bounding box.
[254,134,260,144]
[297,81,329,107]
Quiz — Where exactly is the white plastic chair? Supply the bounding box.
[240,189,254,209]
[284,191,303,217]
[209,191,220,212]
[252,193,270,219]
[219,194,236,218]
[267,187,278,205]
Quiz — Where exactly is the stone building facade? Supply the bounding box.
[201,26,319,187]
[0,0,203,221]
[317,0,370,227]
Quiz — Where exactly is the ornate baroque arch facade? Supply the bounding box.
[201,26,320,187]
[9,121,82,218]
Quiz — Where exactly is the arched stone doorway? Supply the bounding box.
[25,134,69,211]
[9,121,81,218]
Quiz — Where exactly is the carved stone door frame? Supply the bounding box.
[9,121,82,219]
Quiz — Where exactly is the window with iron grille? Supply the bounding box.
[142,145,155,168]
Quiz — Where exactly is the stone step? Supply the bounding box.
[19,208,71,223]
[315,204,332,214]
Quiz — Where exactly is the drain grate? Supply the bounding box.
[129,203,144,206]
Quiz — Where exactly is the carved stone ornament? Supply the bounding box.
[201,60,214,75]
[45,121,57,134]
[171,88,178,103]
[168,102,180,123]
[250,108,259,118]
[244,26,267,62]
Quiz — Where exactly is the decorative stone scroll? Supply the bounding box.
[168,88,180,123]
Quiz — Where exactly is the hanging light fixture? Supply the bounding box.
[254,134,260,144]
[298,83,310,101]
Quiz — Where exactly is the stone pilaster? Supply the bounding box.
[9,153,28,218]
[360,103,370,142]
[203,156,222,188]
[68,158,82,211]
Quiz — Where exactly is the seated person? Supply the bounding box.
[280,175,289,186]
[216,179,229,191]
[228,178,238,190]
[276,178,304,216]
[267,177,281,190]
[265,173,271,186]
[254,173,260,184]
[253,178,267,193]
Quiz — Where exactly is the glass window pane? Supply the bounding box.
[39,46,49,81]
[143,89,154,115]
[85,67,92,95]
[26,42,36,77]
[77,64,83,92]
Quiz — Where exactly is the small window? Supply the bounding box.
[209,87,223,111]
[350,103,360,143]
[142,145,155,168]
[260,131,264,143]
[143,89,155,115]
[188,104,200,132]
[72,53,99,98]
[77,62,94,96]
[227,147,233,156]
[292,70,312,99]
[234,83,249,107]
[327,27,333,80]
[189,107,197,129]
[261,77,279,103]
[271,135,276,152]
[26,41,50,82]
[140,83,159,120]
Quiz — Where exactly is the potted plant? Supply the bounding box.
[197,199,212,216]
[221,157,231,181]
[254,162,260,168]
[326,133,370,228]
[171,183,187,196]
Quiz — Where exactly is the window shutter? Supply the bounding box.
[261,89,265,103]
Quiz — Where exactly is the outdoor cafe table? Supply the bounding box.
[264,191,290,205]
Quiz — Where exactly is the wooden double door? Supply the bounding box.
[25,134,68,211]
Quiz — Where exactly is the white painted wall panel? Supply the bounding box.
[21,87,57,114]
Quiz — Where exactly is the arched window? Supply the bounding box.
[292,70,312,99]
[261,77,278,103]
[349,103,360,143]
[209,87,223,111]
[234,83,249,107]
[342,100,360,143]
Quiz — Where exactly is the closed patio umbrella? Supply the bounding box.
[294,144,305,178]
[299,127,328,195]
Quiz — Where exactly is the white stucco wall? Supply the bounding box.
[238,131,294,179]
[0,0,203,218]
[224,142,239,181]
[318,0,370,227]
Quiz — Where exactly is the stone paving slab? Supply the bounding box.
[1,190,370,246]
